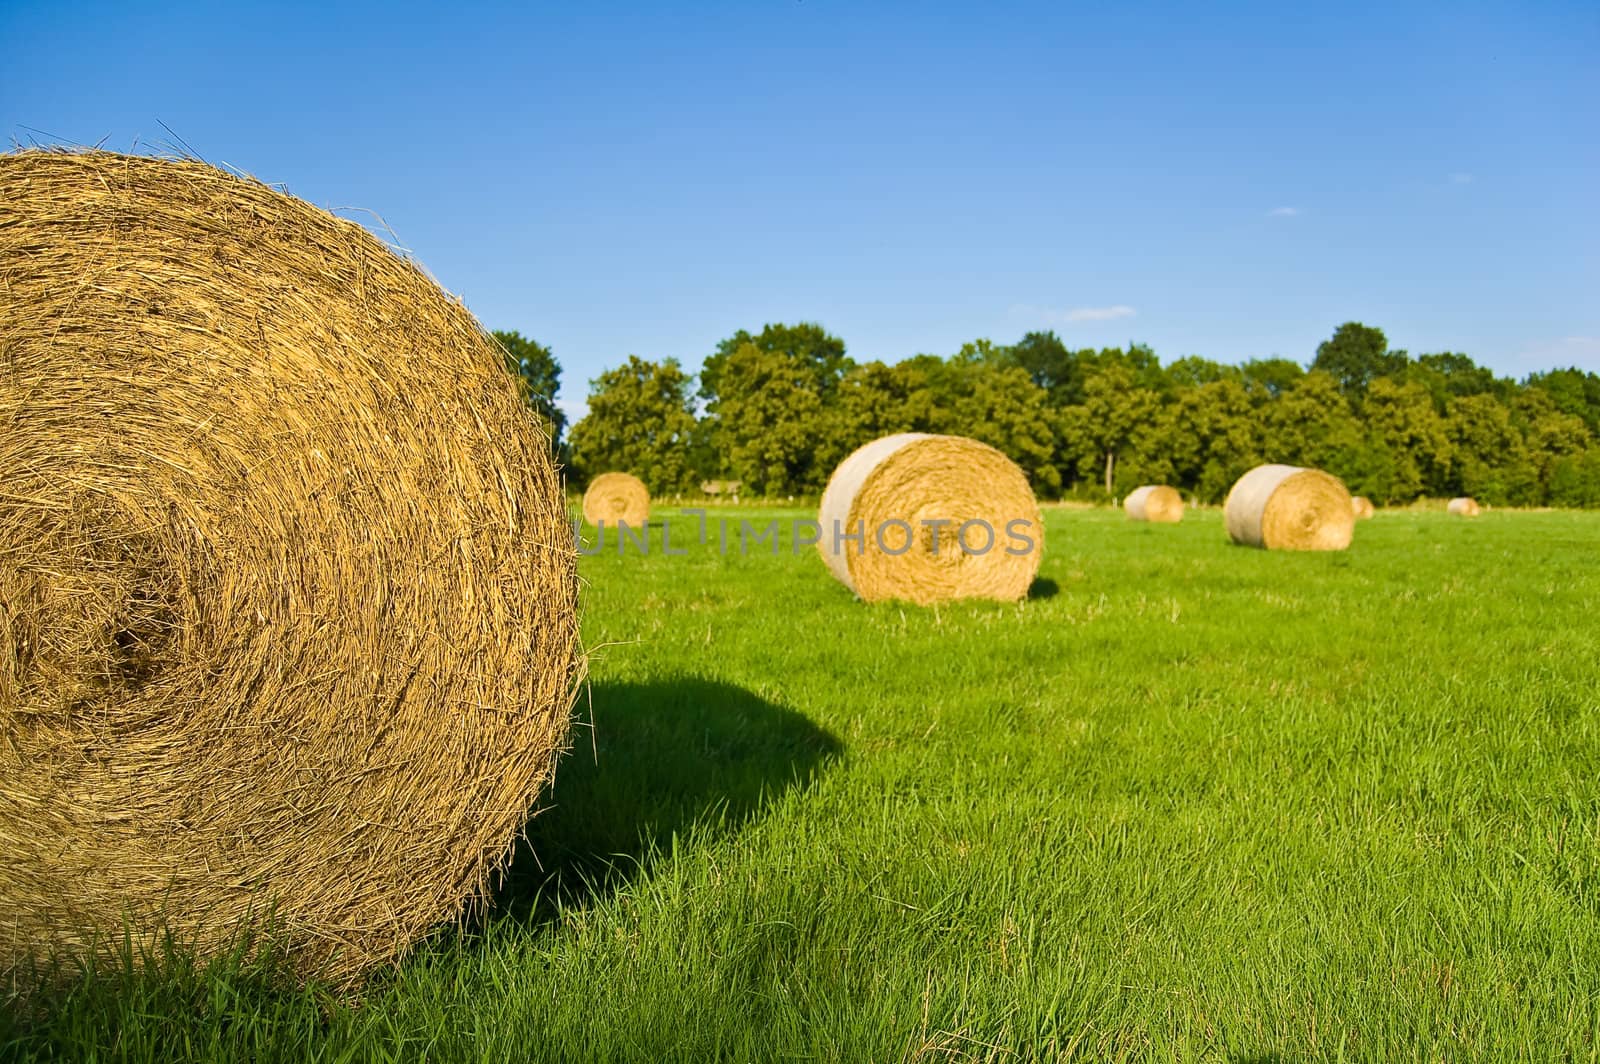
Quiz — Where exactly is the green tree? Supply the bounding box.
[1444,393,1536,505]
[1062,365,1160,496]
[812,360,936,477]
[901,352,968,412]
[951,338,1007,366]
[1515,389,1593,499]
[1524,367,1600,434]
[492,330,564,444]
[1548,449,1600,508]
[940,362,1061,495]
[1165,355,1240,390]
[1102,343,1167,391]
[1411,352,1505,403]
[1241,358,1306,399]
[1153,379,1260,502]
[567,356,698,493]
[1006,330,1081,403]
[712,343,826,495]
[567,330,1600,513]
[1262,371,1361,471]
[700,322,852,408]
[1361,378,1452,501]
[1312,322,1406,397]
[1152,379,1260,499]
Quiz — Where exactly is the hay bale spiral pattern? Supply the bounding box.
[1223,464,1355,551]
[817,434,1042,604]
[1124,485,1184,523]
[0,151,580,983]
[581,472,651,528]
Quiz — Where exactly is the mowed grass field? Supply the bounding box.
[6,507,1600,1061]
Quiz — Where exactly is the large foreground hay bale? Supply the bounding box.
[1124,485,1184,523]
[0,151,580,984]
[1447,497,1481,517]
[581,472,650,527]
[817,434,1042,604]
[1223,464,1354,551]
[1352,496,1376,520]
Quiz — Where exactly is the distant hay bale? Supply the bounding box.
[1224,464,1355,551]
[1447,497,1481,517]
[581,472,650,527]
[1351,496,1376,520]
[0,150,581,985]
[817,434,1042,604]
[1124,485,1184,523]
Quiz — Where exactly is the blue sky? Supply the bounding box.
[5,1,1596,417]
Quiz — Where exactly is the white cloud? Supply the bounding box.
[1011,304,1137,325]
[1062,304,1136,322]
[1449,172,1474,184]
[1268,206,1300,217]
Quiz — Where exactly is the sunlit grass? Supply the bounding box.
[7,508,1599,1061]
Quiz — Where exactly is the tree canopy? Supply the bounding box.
[567,356,699,493]
[699,322,853,409]
[492,330,565,445]
[518,320,1600,508]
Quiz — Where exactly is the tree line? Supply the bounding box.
[494,323,1600,508]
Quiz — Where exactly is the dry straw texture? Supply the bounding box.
[1124,485,1184,523]
[0,150,580,985]
[1224,464,1355,551]
[581,472,650,528]
[1447,497,1481,517]
[1351,496,1376,520]
[817,434,1042,604]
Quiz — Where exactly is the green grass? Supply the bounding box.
[6,509,1600,1061]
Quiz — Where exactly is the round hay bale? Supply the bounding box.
[816,434,1042,604]
[581,472,650,527]
[0,150,580,984]
[1223,464,1354,551]
[1124,485,1184,523]
[1447,496,1481,517]
[1351,496,1376,520]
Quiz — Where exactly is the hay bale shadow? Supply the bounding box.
[1027,576,1060,600]
[493,678,841,922]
